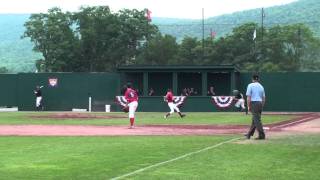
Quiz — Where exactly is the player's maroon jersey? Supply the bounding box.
[165,91,174,102]
[125,88,138,103]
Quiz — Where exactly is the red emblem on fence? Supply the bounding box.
[48,78,58,87]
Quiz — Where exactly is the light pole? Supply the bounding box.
[202,8,205,60]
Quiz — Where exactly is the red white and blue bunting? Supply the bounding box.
[115,96,128,111]
[173,96,187,107]
[163,96,187,107]
[211,96,234,109]
[116,96,187,111]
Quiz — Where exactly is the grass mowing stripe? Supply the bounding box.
[0,112,295,126]
[110,137,241,180]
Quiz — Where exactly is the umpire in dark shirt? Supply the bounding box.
[245,74,266,140]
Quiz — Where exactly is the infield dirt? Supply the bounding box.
[0,113,319,136]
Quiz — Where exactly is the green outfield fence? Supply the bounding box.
[0,73,120,111]
[239,72,320,112]
[0,72,319,112]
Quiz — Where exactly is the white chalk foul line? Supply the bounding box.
[272,116,315,129]
[110,137,241,180]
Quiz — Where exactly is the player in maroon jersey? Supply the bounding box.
[124,83,139,128]
[164,89,185,118]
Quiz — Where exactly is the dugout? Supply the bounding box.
[117,65,240,112]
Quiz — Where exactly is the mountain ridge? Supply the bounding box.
[1,0,319,72]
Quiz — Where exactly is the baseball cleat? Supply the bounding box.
[254,137,265,140]
[244,134,250,139]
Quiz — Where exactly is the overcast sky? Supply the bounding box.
[0,0,297,19]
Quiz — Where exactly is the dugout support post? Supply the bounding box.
[202,72,207,96]
[143,72,149,96]
[173,72,178,95]
[230,71,236,94]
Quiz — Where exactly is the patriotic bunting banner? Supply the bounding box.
[173,96,187,107]
[211,96,234,109]
[115,96,128,112]
[163,96,187,107]
[115,96,187,111]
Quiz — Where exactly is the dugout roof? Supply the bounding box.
[117,65,240,73]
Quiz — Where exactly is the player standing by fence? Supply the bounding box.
[233,90,247,114]
[34,85,43,111]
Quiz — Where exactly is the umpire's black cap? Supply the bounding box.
[252,74,259,81]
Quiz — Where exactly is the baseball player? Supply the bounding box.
[233,90,246,112]
[34,85,43,111]
[124,83,139,128]
[164,89,186,119]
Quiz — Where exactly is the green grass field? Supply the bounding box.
[0,112,295,126]
[0,112,319,180]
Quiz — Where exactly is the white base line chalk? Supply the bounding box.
[273,117,314,129]
[111,137,241,180]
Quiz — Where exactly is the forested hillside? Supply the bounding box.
[154,0,320,40]
[0,14,42,72]
[0,0,320,72]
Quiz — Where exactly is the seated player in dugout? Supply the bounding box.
[189,87,198,96]
[148,88,155,96]
[207,86,216,96]
[181,88,189,96]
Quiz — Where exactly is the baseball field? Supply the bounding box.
[0,112,319,179]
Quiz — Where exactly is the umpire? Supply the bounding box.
[245,74,266,140]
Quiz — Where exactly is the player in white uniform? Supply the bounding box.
[34,86,43,111]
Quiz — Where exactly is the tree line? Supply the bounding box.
[23,7,158,72]
[23,6,320,72]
